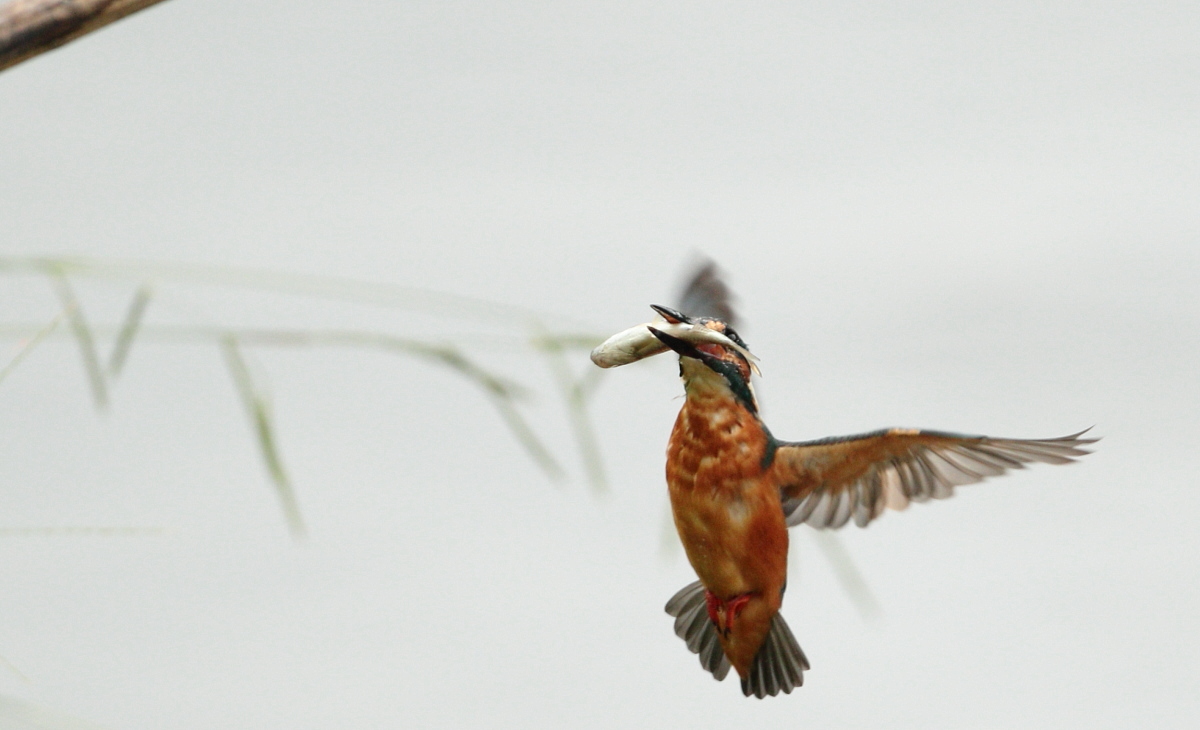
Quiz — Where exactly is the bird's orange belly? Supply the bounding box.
[670,482,789,599]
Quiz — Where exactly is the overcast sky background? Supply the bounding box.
[1,1,1198,728]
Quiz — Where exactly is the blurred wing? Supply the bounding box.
[676,260,738,326]
[771,428,1096,529]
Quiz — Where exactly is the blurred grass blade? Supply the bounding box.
[535,332,607,493]
[0,652,27,683]
[421,344,564,482]
[0,307,68,385]
[49,274,108,409]
[0,526,163,536]
[566,373,607,493]
[220,336,306,539]
[0,693,110,730]
[531,333,606,351]
[107,283,152,377]
[810,531,882,620]
[485,393,565,482]
[570,366,607,479]
[573,365,605,400]
[1,255,552,328]
[249,331,564,482]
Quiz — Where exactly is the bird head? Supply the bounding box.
[645,306,760,414]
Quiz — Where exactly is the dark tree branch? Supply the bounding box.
[0,0,169,73]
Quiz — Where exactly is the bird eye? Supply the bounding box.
[724,327,749,350]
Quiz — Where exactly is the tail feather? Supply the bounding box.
[741,613,810,698]
[666,580,809,696]
[664,581,731,681]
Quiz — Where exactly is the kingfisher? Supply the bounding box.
[590,270,1095,699]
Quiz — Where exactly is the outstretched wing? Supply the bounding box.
[770,428,1096,529]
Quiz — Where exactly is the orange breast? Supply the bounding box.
[665,395,788,603]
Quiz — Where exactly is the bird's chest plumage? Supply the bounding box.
[665,393,788,599]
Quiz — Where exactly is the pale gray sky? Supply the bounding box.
[1,1,1198,728]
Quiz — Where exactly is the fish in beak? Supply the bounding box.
[590,305,760,374]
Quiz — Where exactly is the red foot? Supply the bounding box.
[704,590,752,636]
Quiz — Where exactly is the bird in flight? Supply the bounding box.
[590,263,1095,698]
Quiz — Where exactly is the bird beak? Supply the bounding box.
[645,326,705,360]
[646,322,762,376]
[648,304,691,324]
[591,307,760,373]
